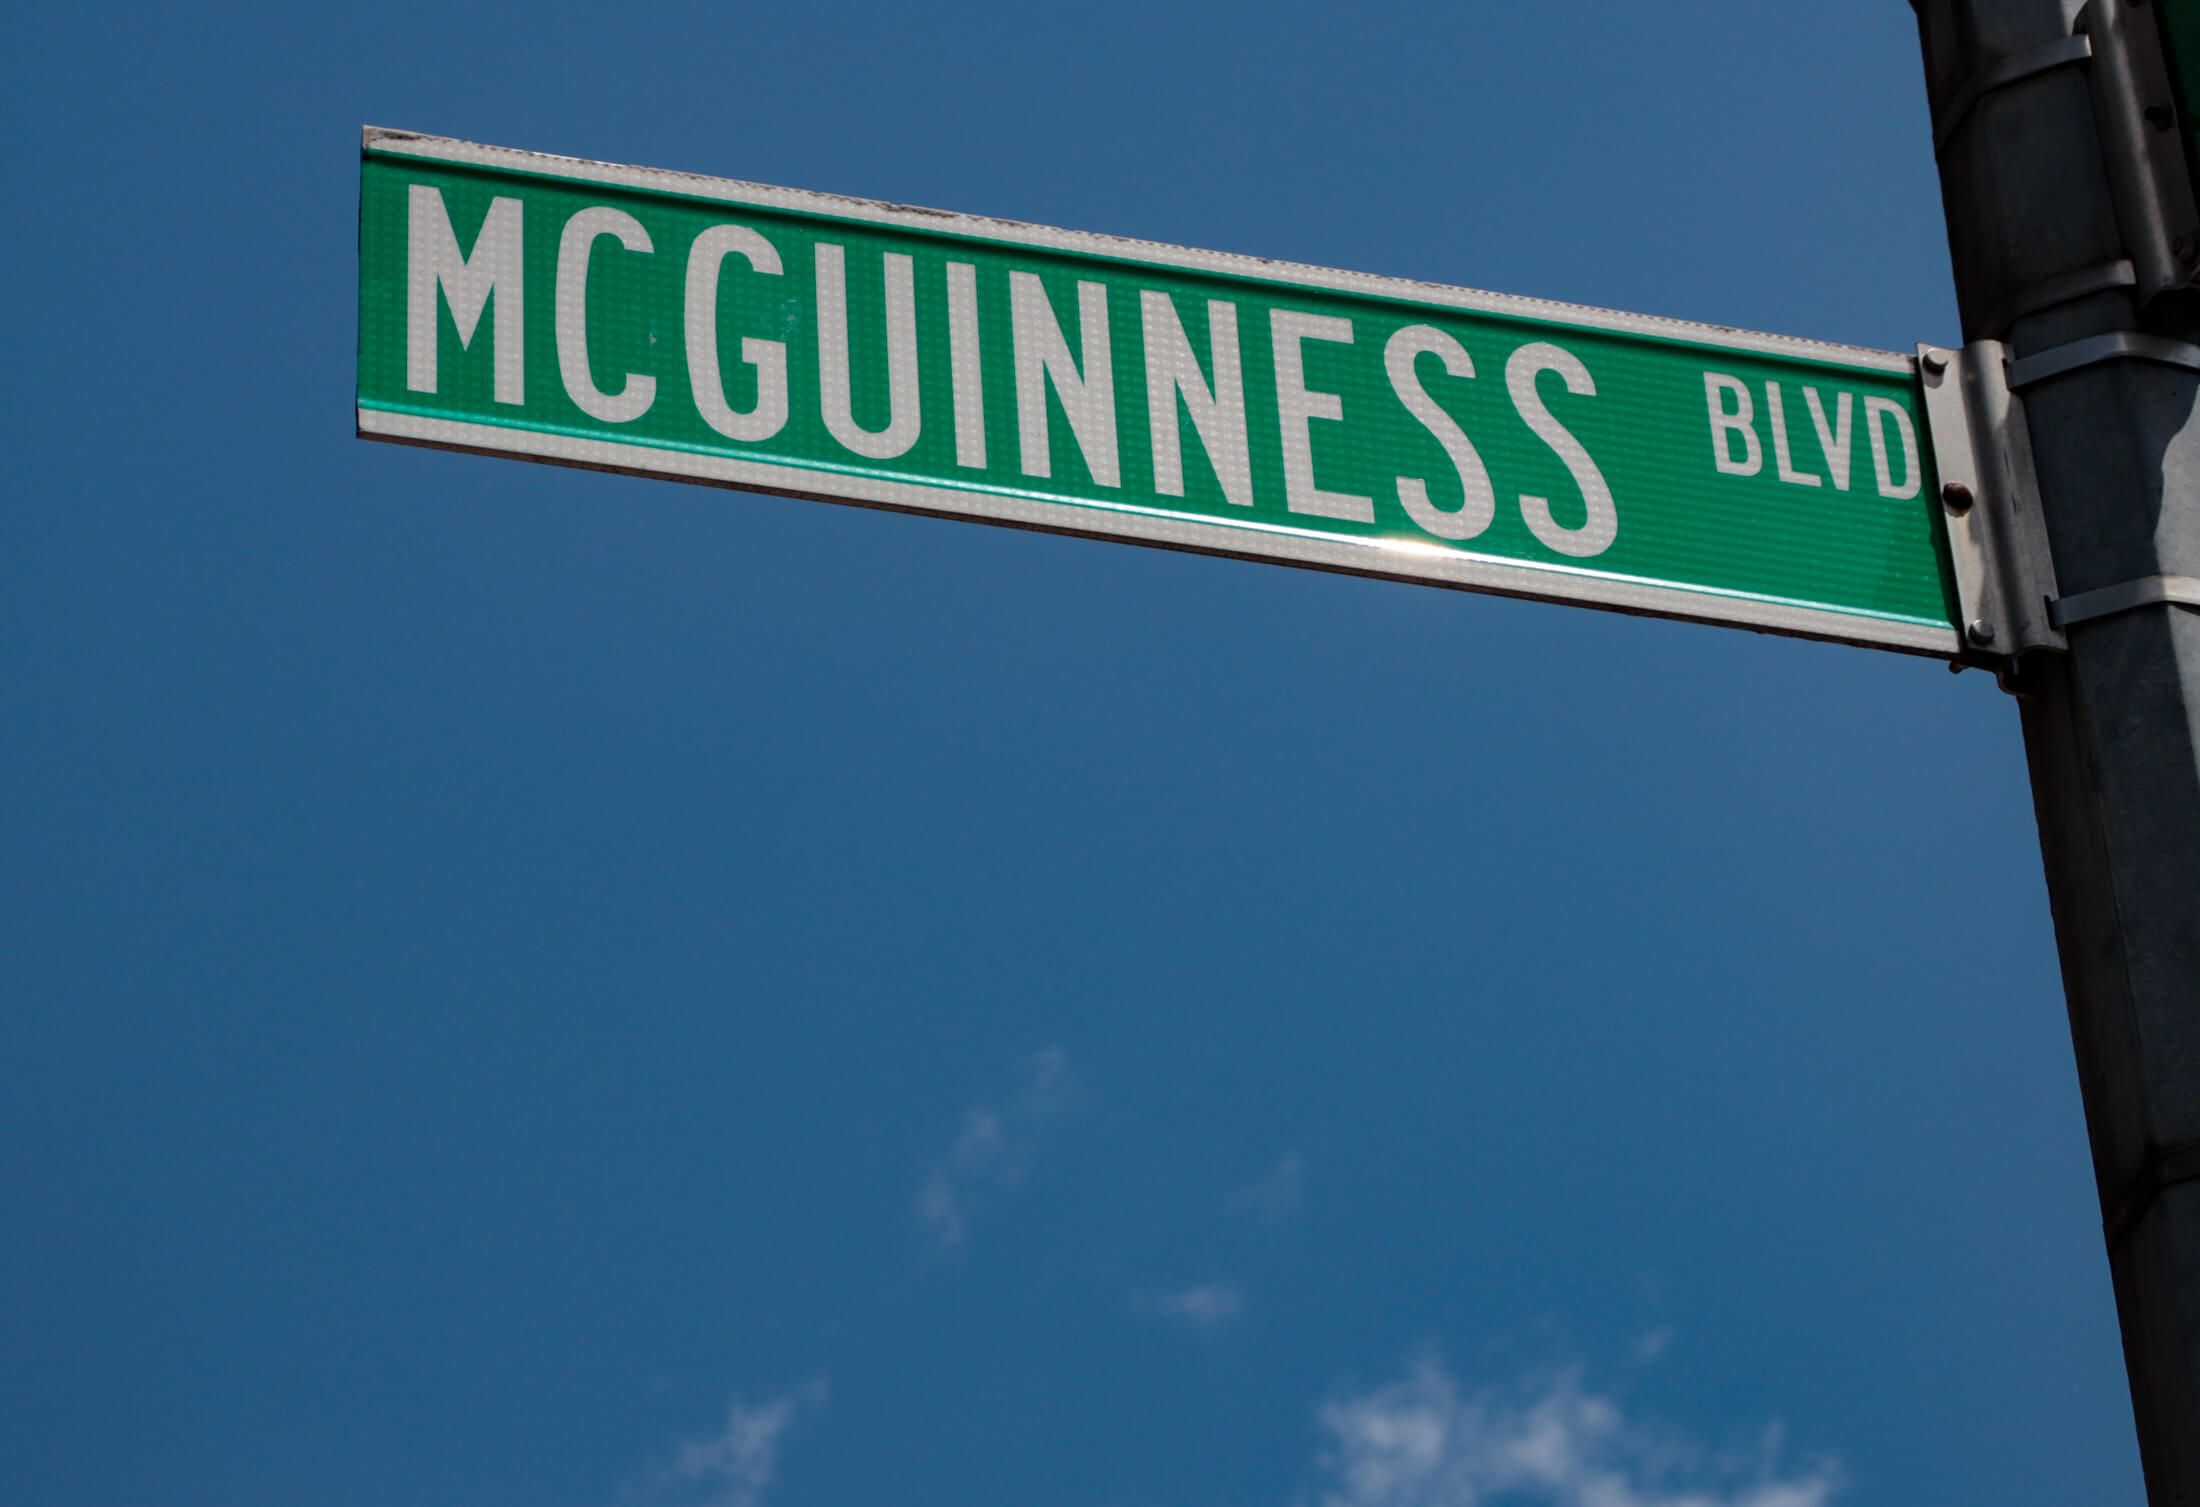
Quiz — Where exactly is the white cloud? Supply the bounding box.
[1226,1153,1304,1224]
[1312,1357,1839,1507]
[919,1047,1078,1248]
[1633,1327,1677,1364]
[1137,1283,1248,1331]
[630,1380,825,1507]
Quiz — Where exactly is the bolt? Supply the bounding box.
[1920,348,1948,376]
[1968,619,1998,646]
[1942,480,1974,513]
[2147,103,2176,131]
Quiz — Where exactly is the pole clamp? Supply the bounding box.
[2104,1139,2200,1252]
[2009,329,2200,389]
[1933,33,2093,154]
[2050,573,2200,627]
[1915,342,2067,661]
[1977,259,2135,341]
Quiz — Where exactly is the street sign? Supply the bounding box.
[2148,0,2200,207]
[359,128,1959,654]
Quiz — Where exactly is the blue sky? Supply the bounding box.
[0,3,2145,1505]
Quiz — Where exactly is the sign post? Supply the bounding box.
[359,128,1962,656]
[1915,1,2200,1499]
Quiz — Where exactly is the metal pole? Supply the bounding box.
[1914,0,2200,1498]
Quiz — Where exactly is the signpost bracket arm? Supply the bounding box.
[1933,2,2199,314]
[1916,341,2067,672]
[2074,0,2200,307]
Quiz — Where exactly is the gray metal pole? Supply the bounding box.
[1913,1,2200,1497]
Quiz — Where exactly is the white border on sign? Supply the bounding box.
[358,406,1961,656]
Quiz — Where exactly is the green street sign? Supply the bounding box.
[2151,0,2200,194]
[358,128,1959,654]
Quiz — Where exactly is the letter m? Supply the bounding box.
[408,186,524,404]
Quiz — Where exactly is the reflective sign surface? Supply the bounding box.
[360,129,1958,653]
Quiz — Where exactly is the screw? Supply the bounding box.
[2147,103,2176,131]
[1920,348,1948,376]
[1942,480,1974,513]
[1968,619,1998,646]
[2178,234,2200,263]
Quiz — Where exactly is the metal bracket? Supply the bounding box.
[1916,341,2067,660]
[2077,0,2200,305]
[2104,1139,2200,1252]
[1977,258,2135,340]
[2051,573,2200,627]
[1933,33,2093,154]
[2009,329,2200,388]
[1939,7,2199,312]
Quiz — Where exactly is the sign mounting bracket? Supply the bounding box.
[1914,341,2066,675]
